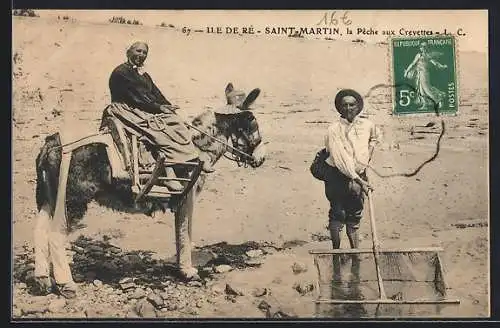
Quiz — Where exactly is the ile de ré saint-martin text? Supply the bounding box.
[181,11,466,38]
[200,26,466,37]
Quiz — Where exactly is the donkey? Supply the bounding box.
[32,83,266,298]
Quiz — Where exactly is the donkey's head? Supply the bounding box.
[222,83,266,168]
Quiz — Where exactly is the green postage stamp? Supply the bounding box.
[391,35,458,115]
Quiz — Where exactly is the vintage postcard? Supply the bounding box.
[12,9,489,319]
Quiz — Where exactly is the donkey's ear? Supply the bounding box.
[225,83,234,96]
[240,88,261,110]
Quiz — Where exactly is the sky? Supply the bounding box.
[31,10,488,53]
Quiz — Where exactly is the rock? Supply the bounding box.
[196,300,204,308]
[135,299,157,318]
[48,298,67,313]
[291,262,308,274]
[252,287,268,297]
[12,307,22,317]
[225,295,237,303]
[119,278,135,290]
[187,280,203,288]
[109,246,122,254]
[17,282,27,290]
[147,293,164,309]
[245,258,265,267]
[93,279,103,288]
[21,303,49,315]
[215,264,232,273]
[119,277,133,284]
[128,287,147,299]
[257,300,271,311]
[246,249,263,258]
[293,281,315,295]
[225,283,244,296]
[163,302,178,311]
[201,266,214,274]
[71,245,85,254]
[73,274,85,283]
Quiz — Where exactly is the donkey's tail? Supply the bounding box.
[35,133,62,217]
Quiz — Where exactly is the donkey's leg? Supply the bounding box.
[174,188,198,279]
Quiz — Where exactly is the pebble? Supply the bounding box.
[246,249,263,258]
[120,282,135,291]
[291,262,308,274]
[163,302,178,311]
[225,283,244,296]
[214,264,232,273]
[93,279,103,288]
[187,280,203,288]
[128,288,146,299]
[17,282,27,290]
[293,281,315,295]
[252,287,268,297]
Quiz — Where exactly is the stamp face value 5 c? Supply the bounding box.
[391,35,458,115]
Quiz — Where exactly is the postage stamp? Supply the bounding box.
[390,35,458,115]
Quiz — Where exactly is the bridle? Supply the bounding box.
[226,118,262,167]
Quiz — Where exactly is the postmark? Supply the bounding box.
[390,35,458,115]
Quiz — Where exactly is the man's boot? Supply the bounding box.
[165,166,183,191]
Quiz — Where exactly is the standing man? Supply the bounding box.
[107,41,212,191]
[324,89,379,251]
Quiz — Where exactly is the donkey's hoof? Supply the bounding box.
[180,267,200,281]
